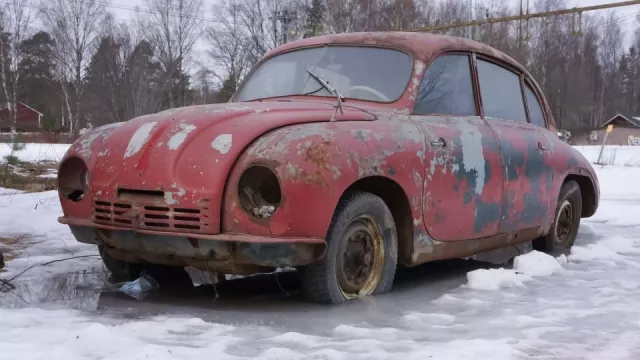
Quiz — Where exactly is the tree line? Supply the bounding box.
[0,0,639,134]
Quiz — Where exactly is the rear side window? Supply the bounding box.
[524,84,546,127]
[476,60,527,123]
[414,54,476,116]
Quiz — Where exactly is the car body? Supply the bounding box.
[57,32,599,303]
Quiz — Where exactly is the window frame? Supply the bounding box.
[472,54,530,125]
[521,77,549,129]
[412,51,480,117]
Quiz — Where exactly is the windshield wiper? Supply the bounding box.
[305,68,344,122]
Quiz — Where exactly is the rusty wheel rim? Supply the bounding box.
[336,215,384,299]
[555,200,574,243]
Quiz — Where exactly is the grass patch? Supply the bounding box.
[1,160,58,192]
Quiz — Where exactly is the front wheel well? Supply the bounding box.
[564,174,597,217]
[340,176,413,265]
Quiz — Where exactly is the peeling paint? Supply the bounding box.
[211,134,233,154]
[414,60,425,75]
[75,122,122,159]
[167,123,197,150]
[124,122,157,158]
[399,123,422,144]
[460,130,485,195]
[165,187,186,205]
[351,129,371,141]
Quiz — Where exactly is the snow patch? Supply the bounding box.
[402,312,457,328]
[513,250,565,277]
[333,324,400,340]
[466,251,565,290]
[124,122,157,158]
[466,268,533,290]
[211,133,232,154]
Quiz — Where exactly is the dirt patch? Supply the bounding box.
[0,235,43,271]
[1,160,58,192]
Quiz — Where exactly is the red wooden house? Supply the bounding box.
[0,102,43,132]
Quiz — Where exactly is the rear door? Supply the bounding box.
[411,53,504,242]
[475,58,554,233]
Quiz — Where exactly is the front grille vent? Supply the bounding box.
[92,200,204,231]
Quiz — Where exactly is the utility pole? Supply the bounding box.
[271,10,298,44]
[413,0,640,33]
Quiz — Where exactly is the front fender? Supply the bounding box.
[223,119,427,239]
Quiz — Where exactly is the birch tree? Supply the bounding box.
[0,0,34,133]
[142,0,204,108]
[39,0,107,134]
[207,0,253,96]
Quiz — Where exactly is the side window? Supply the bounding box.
[524,83,546,128]
[476,59,527,123]
[414,54,476,116]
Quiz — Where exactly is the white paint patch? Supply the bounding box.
[400,124,422,144]
[164,187,186,205]
[211,134,233,154]
[167,123,197,150]
[414,60,425,75]
[124,122,157,158]
[460,130,485,195]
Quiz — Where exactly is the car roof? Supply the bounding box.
[264,31,525,73]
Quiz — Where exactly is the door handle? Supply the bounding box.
[537,142,549,151]
[431,138,447,147]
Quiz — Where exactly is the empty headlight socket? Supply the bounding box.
[238,165,282,219]
[58,157,88,202]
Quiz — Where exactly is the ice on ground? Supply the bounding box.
[570,236,640,264]
[0,189,100,287]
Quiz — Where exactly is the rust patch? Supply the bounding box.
[284,162,329,189]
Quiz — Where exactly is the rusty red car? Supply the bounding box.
[57,32,599,304]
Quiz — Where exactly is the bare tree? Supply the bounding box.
[40,0,108,134]
[0,0,34,133]
[207,0,254,92]
[141,0,204,108]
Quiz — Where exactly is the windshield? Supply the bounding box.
[233,46,413,103]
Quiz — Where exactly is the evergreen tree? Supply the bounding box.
[216,76,237,103]
[303,0,324,38]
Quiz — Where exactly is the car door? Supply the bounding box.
[411,53,504,242]
[475,57,554,233]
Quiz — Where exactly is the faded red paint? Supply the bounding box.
[58,32,599,275]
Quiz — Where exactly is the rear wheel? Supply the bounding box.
[98,246,193,290]
[301,192,398,304]
[533,180,582,256]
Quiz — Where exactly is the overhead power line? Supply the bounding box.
[413,0,640,32]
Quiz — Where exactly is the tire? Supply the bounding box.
[533,180,582,256]
[301,191,398,304]
[98,246,193,290]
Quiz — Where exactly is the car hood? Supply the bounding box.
[63,101,375,233]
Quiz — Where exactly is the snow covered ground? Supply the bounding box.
[2,144,640,359]
[0,143,70,163]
